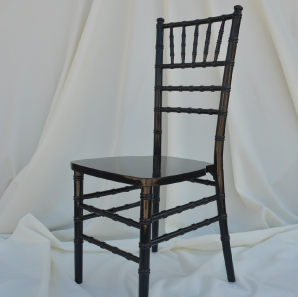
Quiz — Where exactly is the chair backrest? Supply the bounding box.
[153,5,243,188]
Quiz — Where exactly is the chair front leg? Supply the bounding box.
[139,186,153,297]
[74,171,84,284]
[151,185,160,252]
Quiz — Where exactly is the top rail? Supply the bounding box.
[162,14,233,28]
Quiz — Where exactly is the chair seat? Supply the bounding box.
[71,156,211,186]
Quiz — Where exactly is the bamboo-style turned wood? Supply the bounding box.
[213,5,243,283]
[152,18,164,255]
[160,61,231,69]
[214,20,225,61]
[155,85,228,92]
[189,178,216,186]
[169,25,174,64]
[74,172,83,284]
[80,185,141,200]
[203,22,212,62]
[192,23,199,63]
[139,187,153,297]
[80,201,140,221]
[181,25,186,63]
[150,215,224,247]
[79,203,140,228]
[153,18,164,157]
[155,107,227,115]
[162,14,233,28]
[71,7,243,295]
[80,234,139,263]
[106,201,140,214]
[151,195,218,221]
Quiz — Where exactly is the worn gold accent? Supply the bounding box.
[143,200,150,219]
[75,172,81,197]
[76,182,80,197]
[141,186,152,195]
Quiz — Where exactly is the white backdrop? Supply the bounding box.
[1,0,298,296]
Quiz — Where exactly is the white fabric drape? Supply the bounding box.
[0,0,298,296]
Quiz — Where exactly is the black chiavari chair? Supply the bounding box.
[71,5,243,297]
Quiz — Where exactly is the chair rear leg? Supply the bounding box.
[151,185,160,252]
[74,171,84,284]
[216,190,235,282]
[218,212,235,282]
[139,186,153,297]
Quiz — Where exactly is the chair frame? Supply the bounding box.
[72,5,243,297]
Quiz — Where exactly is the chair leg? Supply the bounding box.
[74,171,84,284]
[218,216,235,282]
[139,186,153,297]
[151,185,160,252]
[216,190,235,282]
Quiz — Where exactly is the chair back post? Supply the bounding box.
[214,5,243,196]
[153,18,164,158]
[152,18,164,252]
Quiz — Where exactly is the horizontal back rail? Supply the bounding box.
[159,61,229,69]
[155,85,229,92]
[155,107,227,115]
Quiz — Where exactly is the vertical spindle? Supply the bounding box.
[192,22,199,63]
[203,22,212,62]
[181,24,186,64]
[214,19,225,61]
[169,24,174,64]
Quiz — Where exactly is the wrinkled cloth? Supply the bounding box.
[1,214,298,297]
